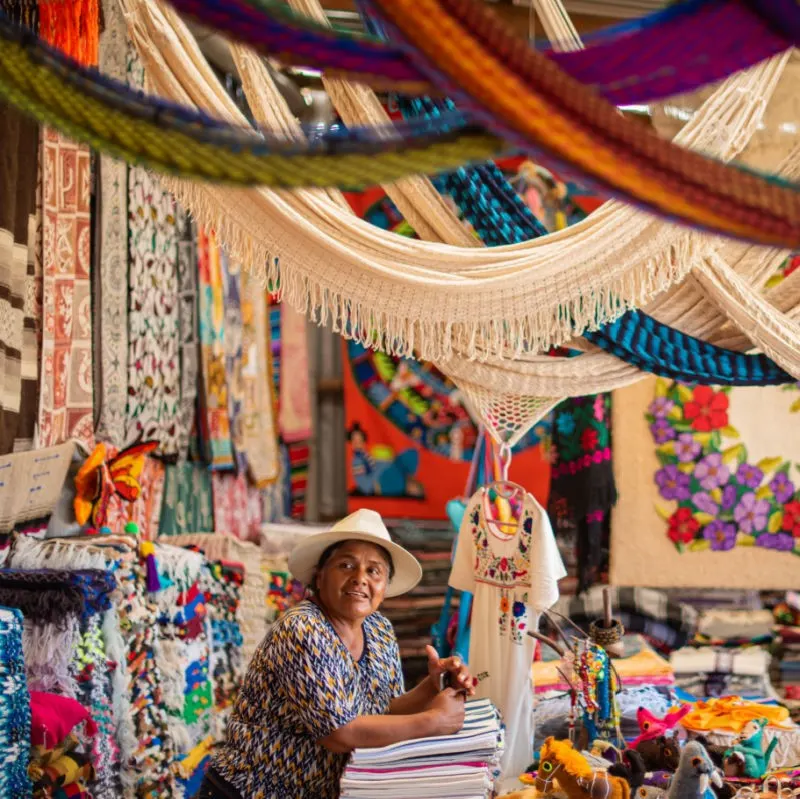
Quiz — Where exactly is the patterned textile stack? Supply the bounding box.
[0,606,31,799]
[382,521,458,686]
[770,597,800,718]
[340,699,503,798]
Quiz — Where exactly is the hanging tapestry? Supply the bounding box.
[93,0,129,449]
[0,100,38,455]
[197,226,234,471]
[343,338,551,519]
[278,303,312,443]
[37,128,94,450]
[177,208,198,459]
[124,48,183,458]
[211,472,261,540]
[611,377,800,588]
[159,462,214,536]
[286,441,309,520]
[219,250,246,472]
[240,270,279,486]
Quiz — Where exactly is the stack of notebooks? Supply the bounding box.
[340,699,503,799]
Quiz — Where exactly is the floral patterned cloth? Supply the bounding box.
[37,128,94,449]
[197,227,234,471]
[176,208,197,460]
[211,472,261,540]
[647,380,800,557]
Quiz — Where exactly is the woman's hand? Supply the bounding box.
[426,688,466,736]
[425,645,476,697]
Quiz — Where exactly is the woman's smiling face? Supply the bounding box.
[315,540,392,621]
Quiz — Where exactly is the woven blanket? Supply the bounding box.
[220,249,246,471]
[197,226,234,471]
[177,207,197,459]
[159,462,214,536]
[93,0,129,449]
[278,303,312,443]
[0,605,32,798]
[0,100,39,455]
[211,472,262,540]
[37,127,94,449]
[611,377,800,587]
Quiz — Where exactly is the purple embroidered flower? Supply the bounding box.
[512,601,525,618]
[721,484,738,510]
[770,473,796,504]
[734,492,770,534]
[693,492,719,516]
[736,463,764,489]
[648,397,675,418]
[523,517,533,534]
[655,465,691,502]
[694,453,730,491]
[650,419,676,445]
[675,433,702,463]
[703,521,737,552]
[755,532,795,552]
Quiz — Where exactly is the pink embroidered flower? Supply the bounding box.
[499,557,509,571]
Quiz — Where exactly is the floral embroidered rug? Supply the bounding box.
[610,377,800,588]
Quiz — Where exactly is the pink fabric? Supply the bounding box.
[30,691,97,748]
[278,303,311,442]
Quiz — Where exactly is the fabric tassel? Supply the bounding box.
[140,542,161,593]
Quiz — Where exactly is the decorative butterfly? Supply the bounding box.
[74,440,159,528]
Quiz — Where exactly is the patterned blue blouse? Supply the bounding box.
[212,600,405,798]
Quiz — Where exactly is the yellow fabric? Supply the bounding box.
[682,697,791,733]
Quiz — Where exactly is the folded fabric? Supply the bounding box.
[35,749,95,794]
[682,697,792,732]
[30,693,97,749]
[51,781,91,799]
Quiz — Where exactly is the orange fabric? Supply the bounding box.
[39,0,99,66]
[681,697,791,733]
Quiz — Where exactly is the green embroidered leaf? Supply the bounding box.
[677,462,694,475]
[689,539,710,552]
[768,511,784,534]
[721,425,740,439]
[667,406,683,422]
[710,431,722,450]
[657,441,676,456]
[790,398,800,414]
[777,461,791,475]
[755,486,772,501]
[672,422,693,434]
[765,274,785,290]
[654,503,674,522]
[709,487,723,503]
[693,432,712,447]
[738,534,756,547]
[693,512,715,526]
[656,451,678,467]
[757,456,783,474]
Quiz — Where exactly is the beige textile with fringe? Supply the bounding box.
[610,377,800,589]
[118,0,787,363]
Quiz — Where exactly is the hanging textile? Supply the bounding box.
[220,249,246,471]
[343,336,551,519]
[211,472,259,539]
[93,0,129,448]
[286,441,309,520]
[278,303,312,443]
[611,377,800,588]
[124,46,184,457]
[197,226,234,471]
[37,128,94,449]
[240,270,279,486]
[177,207,198,459]
[159,462,214,536]
[0,100,38,454]
[104,456,166,539]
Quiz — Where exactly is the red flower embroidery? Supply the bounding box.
[668,507,699,544]
[580,428,599,452]
[782,501,800,538]
[499,557,508,571]
[683,386,729,432]
[786,255,800,278]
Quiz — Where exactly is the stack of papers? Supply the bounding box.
[340,699,503,798]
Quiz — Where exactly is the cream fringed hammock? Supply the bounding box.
[121,0,786,362]
[119,0,800,444]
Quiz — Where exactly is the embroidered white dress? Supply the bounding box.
[449,487,566,779]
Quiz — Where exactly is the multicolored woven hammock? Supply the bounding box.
[365,0,800,248]
[164,0,797,105]
[0,14,502,186]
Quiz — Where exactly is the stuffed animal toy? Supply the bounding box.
[637,736,681,773]
[666,742,722,799]
[608,750,648,789]
[631,706,692,749]
[723,718,778,779]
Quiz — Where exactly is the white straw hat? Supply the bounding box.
[288,509,422,598]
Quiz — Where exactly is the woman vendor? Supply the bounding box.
[197,509,476,799]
